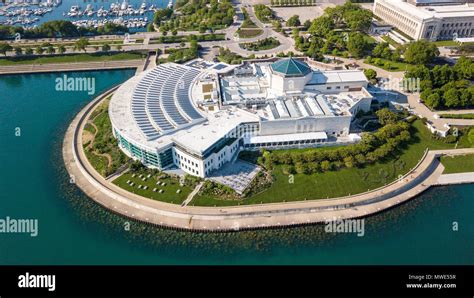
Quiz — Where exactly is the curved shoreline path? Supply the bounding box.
[63,89,474,232]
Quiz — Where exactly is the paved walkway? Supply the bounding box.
[437,172,474,185]
[63,88,474,231]
[182,182,204,207]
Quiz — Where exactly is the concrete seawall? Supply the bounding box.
[62,89,474,232]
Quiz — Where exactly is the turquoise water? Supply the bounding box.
[0,70,473,265]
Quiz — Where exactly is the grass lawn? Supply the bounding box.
[0,52,144,66]
[365,57,416,72]
[439,113,474,119]
[237,28,264,39]
[192,120,462,206]
[441,154,474,174]
[113,172,193,204]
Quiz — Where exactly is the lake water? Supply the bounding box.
[0,70,472,265]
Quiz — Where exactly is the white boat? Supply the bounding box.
[120,0,127,11]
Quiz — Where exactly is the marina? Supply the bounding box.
[0,0,173,30]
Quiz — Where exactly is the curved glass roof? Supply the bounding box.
[270,57,312,77]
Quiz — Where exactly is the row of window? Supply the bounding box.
[327,85,350,90]
[244,138,326,148]
[442,22,472,28]
[174,151,200,175]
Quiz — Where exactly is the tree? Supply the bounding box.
[444,88,460,108]
[25,47,33,55]
[376,108,398,126]
[273,20,282,32]
[102,43,111,52]
[46,45,55,55]
[320,160,332,172]
[425,93,441,109]
[35,46,44,55]
[346,32,367,58]
[364,68,377,81]
[344,8,372,32]
[0,42,12,56]
[13,46,22,56]
[287,15,301,27]
[403,40,439,65]
[74,37,89,53]
[372,42,389,58]
[453,56,474,80]
[57,44,66,54]
[308,15,334,37]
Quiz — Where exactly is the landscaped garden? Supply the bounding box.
[149,33,225,44]
[407,56,474,110]
[82,97,130,177]
[190,115,472,207]
[236,28,264,39]
[240,37,280,51]
[113,169,197,204]
[153,0,234,33]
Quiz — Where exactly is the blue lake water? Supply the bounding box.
[0,70,473,265]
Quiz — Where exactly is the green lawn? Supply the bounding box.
[365,57,416,72]
[237,28,264,39]
[113,172,193,204]
[439,113,474,119]
[441,154,474,174]
[0,52,144,66]
[192,120,462,206]
[240,37,280,51]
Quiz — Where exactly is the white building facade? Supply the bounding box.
[109,59,373,178]
[373,0,474,40]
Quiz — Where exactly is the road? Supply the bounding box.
[2,0,296,59]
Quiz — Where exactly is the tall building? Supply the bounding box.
[373,0,474,40]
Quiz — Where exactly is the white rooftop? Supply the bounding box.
[308,70,368,85]
[172,109,260,155]
[376,0,474,20]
